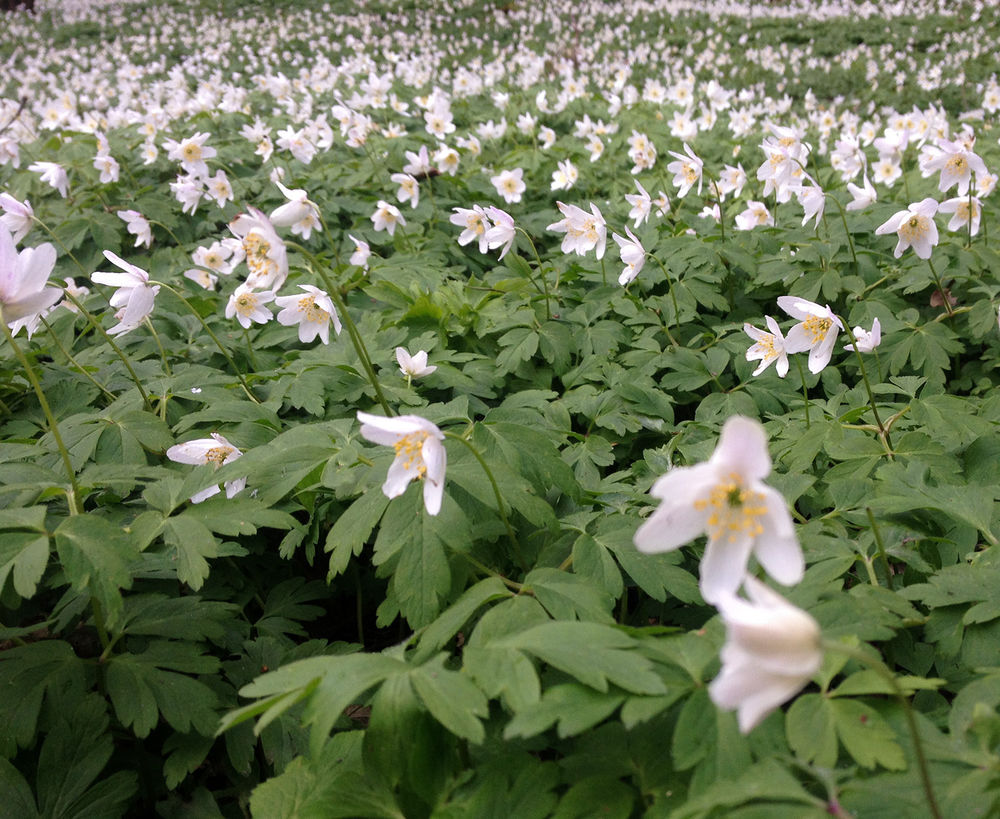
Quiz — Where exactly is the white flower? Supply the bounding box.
[269,181,321,239]
[744,316,789,377]
[0,194,33,244]
[93,153,120,184]
[666,143,704,199]
[709,577,822,733]
[634,415,803,603]
[796,183,825,229]
[396,347,436,378]
[371,199,406,236]
[450,205,491,253]
[357,412,447,515]
[205,169,234,209]
[920,137,987,195]
[612,227,645,286]
[28,161,68,198]
[777,296,844,374]
[116,209,152,249]
[845,175,877,211]
[625,180,652,228]
[550,159,578,191]
[874,198,939,259]
[938,196,981,235]
[547,201,606,260]
[390,173,420,208]
[166,432,246,504]
[164,132,216,177]
[230,208,288,291]
[0,225,62,337]
[91,251,160,337]
[491,168,526,204]
[844,318,882,353]
[734,201,773,231]
[483,206,516,259]
[348,234,371,270]
[225,284,275,329]
[274,284,340,344]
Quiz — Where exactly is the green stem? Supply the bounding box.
[90,597,110,653]
[148,219,184,248]
[0,319,82,514]
[822,640,942,819]
[145,317,172,376]
[40,316,116,403]
[865,507,894,590]
[926,258,953,317]
[60,290,152,411]
[515,227,552,317]
[828,194,859,267]
[711,177,726,241]
[32,216,88,276]
[150,282,260,403]
[648,252,681,346]
[444,430,526,573]
[794,356,811,428]
[458,552,524,592]
[839,314,892,455]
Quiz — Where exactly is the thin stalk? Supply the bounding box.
[149,282,259,403]
[823,640,942,819]
[148,219,184,248]
[926,258,954,317]
[840,314,893,455]
[794,356,811,428]
[291,250,394,417]
[145,317,172,376]
[40,316,116,403]
[60,290,152,411]
[648,252,681,346]
[865,507,894,590]
[32,216,88,276]
[458,552,524,592]
[444,431,526,574]
[827,194,859,267]
[1,319,82,514]
[516,227,553,317]
[710,178,726,241]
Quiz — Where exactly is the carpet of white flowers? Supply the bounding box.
[2,0,1000,816]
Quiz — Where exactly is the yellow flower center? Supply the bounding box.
[205,445,234,466]
[802,315,832,344]
[234,292,259,316]
[393,431,429,477]
[243,233,274,277]
[182,143,203,162]
[899,214,929,243]
[297,294,329,323]
[694,475,767,543]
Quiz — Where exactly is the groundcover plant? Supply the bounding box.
[2,0,1000,815]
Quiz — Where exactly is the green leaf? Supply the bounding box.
[831,699,905,770]
[503,683,624,740]
[413,577,512,664]
[0,532,49,599]
[572,533,624,598]
[523,568,615,623]
[496,327,539,374]
[163,514,219,591]
[786,693,838,767]
[325,490,391,578]
[163,733,214,790]
[410,654,489,742]
[0,758,38,819]
[105,642,220,737]
[498,621,667,695]
[53,515,139,625]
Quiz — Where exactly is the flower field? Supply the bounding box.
[2,0,1000,815]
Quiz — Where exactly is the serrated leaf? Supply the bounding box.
[498,620,667,695]
[410,655,489,743]
[786,693,838,767]
[54,515,139,625]
[0,532,49,599]
[504,683,624,740]
[831,699,905,770]
[163,514,219,591]
[325,490,390,578]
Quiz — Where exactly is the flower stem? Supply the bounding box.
[31,216,88,276]
[648,252,681,346]
[1,319,82,514]
[516,227,553,318]
[40,316,116,403]
[148,219,184,248]
[840,314,893,455]
[149,282,260,404]
[827,194,859,267]
[711,178,726,241]
[865,507,894,590]
[794,356,811,428]
[444,430,526,573]
[925,258,954,317]
[822,640,942,819]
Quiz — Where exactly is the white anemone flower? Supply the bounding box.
[0,225,62,337]
[844,318,882,353]
[274,284,340,344]
[874,198,939,259]
[396,347,437,379]
[634,415,803,603]
[778,296,844,374]
[743,316,789,377]
[357,412,447,515]
[91,251,160,337]
[166,432,246,504]
[709,577,822,733]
